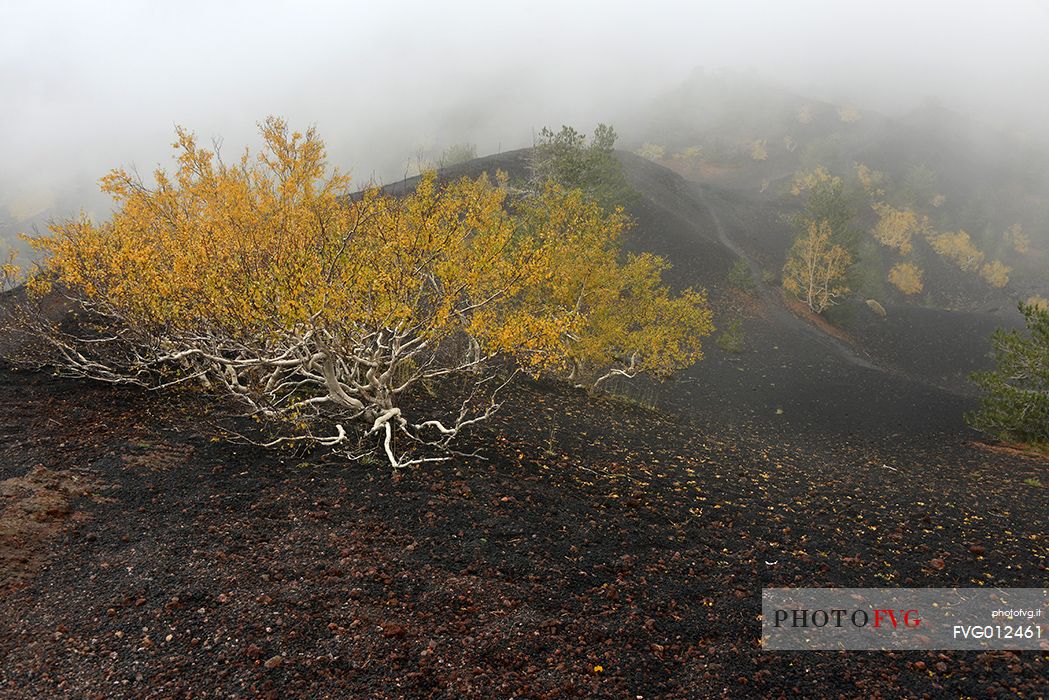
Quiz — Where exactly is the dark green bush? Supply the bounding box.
[716,317,745,354]
[529,124,634,211]
[968,301,1049,446]
[727,259,755,291]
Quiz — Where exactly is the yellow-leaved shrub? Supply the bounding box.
[979,260,1011,288]
[888,262,924,295]
[870,203,931,255]
[929,230,985,271]
[23,118,714,466]
[782,219,852,314]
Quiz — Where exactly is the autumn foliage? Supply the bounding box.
[888,262,924,295]
[19,119,713,467]
[870,203,930,255]
[0,247,18,293]
[929,230,985,271]
[783,167,858,314]
[782,219,852,314]
[978,260,1011,289]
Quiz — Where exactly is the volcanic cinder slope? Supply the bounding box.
[0,151,1045,698]
[393,149,1021,435]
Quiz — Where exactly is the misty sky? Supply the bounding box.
[2,0,1048,234]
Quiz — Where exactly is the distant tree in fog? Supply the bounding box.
[438,143,477,168]
[782,219,852,314]
[888,262,924,295]
[979,260,1011,288]
[897,164,939,209]
[789,166,861,249]
[929,230,985,271]
[634,142,666,162]
[837,105,861,123]
[1027,296,1049,312]
[870,203,931,255]
[1005,223,1030,255]
[854,163,886,199]
[0,247,18,292]
[749,139,768,161]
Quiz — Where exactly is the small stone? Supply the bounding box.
[264,654,283,669]
[969,545,986,556]
[929,558,945,570]
[381,623,406,639]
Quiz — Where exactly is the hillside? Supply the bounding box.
[627,72,1049,310]
[385,150,1020,432]
[0,148,1045,698]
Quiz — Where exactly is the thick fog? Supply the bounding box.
[2,0,1048,244]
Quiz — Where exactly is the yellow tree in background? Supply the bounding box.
[888,262,924,295]
[929,230,985,271]
[0,247,18,292]
[870,203,931,255]
[837,105,861,123]
[789,166,840,197]
[1005,223,1030,255]
[634,143,665,161]
[979,260,1011,288]
[854,163,886,199]
[749,140,769,161]
[782,219,852,313]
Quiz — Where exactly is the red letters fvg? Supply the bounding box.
[873,609,921,628]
